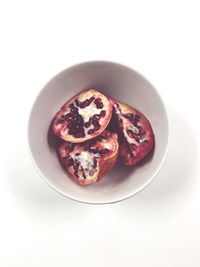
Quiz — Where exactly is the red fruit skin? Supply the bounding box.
[109,98,155,166]
[52,89,113,143]
[58,131,119,185]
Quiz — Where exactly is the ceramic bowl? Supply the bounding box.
[28,61,169,204]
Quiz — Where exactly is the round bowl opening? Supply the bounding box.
[28,61,169,204]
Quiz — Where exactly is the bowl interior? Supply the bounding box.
[28,61,169,204]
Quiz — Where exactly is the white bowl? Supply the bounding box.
[28,61,169,204]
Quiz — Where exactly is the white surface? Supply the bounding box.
[0,0,200,266]
[28,61,169,204]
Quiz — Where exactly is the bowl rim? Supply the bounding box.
[27,60,171,205]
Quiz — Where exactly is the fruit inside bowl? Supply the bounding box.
[28,61,169,204]
[51,88,155,186]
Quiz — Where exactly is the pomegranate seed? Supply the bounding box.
[89,117,94,124]
[94,98,101,104]
[67,118,73,127]
[71,123,81,131]
[79,98,91,108]
[88,129,95,134]
[74,132,85,138]
[94,124,100,131]
[93,114,101,120]
[93,120,99,127]
[84,121,90,128]
[100,110,106,117]
[94,98,103,109]
[73,114,84,125]
[96,103,103,109]
[68,129,76,135]
[90,96,95,102]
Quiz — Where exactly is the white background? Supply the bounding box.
[0,1,200,266]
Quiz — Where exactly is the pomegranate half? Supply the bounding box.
[110,98,155,166]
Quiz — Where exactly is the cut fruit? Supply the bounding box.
[58,131,119,185]
[53,89,112,143]
[110,98,155,166]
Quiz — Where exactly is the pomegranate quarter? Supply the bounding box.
[58,131,119,185]
[53,89,112,143]
[110,98,155,166]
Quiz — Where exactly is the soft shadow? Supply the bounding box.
[3,150,88,223]
[47,120,63,150]
[118,108,199,216]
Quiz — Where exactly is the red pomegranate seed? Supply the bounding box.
[94,98,103,109]
[74,132,85,138]
[88,129,95,134]
[100,110,106,117]
[90,96,95,102]
[94,125,100,131]
[79,98,93,108]
[93,120,100,127]
[93,114,101,120]
[84,121,90,128]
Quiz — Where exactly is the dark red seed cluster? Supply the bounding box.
[59,96,106,138]
[83,111,106,134]
[67,104,85,138]
[100,110,106,117]
[76,96,95,108]
[94,98,103,109]
[74,160,79,177]
[124,113,140,126]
